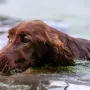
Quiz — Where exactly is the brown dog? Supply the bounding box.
[0,20,90,75]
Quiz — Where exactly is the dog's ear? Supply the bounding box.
[44,31,75,65]
[34,35,46,44]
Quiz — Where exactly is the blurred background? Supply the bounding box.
[0,0,90,38]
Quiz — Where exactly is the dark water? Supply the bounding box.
[0,16,90,90]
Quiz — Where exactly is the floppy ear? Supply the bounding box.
[44,32,75,66]
[30,35,47,62]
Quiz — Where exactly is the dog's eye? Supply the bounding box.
[20,35,29,43]
[23,37,30,43]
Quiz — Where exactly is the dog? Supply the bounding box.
[0,20,90,75]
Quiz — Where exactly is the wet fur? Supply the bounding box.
[0,20,90,74]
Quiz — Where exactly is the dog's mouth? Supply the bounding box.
[0,55,31,75]
[0,59,27,75]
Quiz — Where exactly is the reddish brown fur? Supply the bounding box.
[0,20,90,75]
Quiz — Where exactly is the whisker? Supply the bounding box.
[6,66,11,75]
[0,58,4,68]
[1,61,8,75]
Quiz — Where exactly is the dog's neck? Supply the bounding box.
[62,36,90,60]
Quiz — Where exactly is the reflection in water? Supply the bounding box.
[0,82,31,90]
[0,77,90,90]
[0,80,68,90]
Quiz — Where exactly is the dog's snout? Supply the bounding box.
[0,54,8,71]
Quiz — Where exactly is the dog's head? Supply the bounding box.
[0,20,52,75]
[0,20,74,75]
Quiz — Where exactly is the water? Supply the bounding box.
[0,0,90,90]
